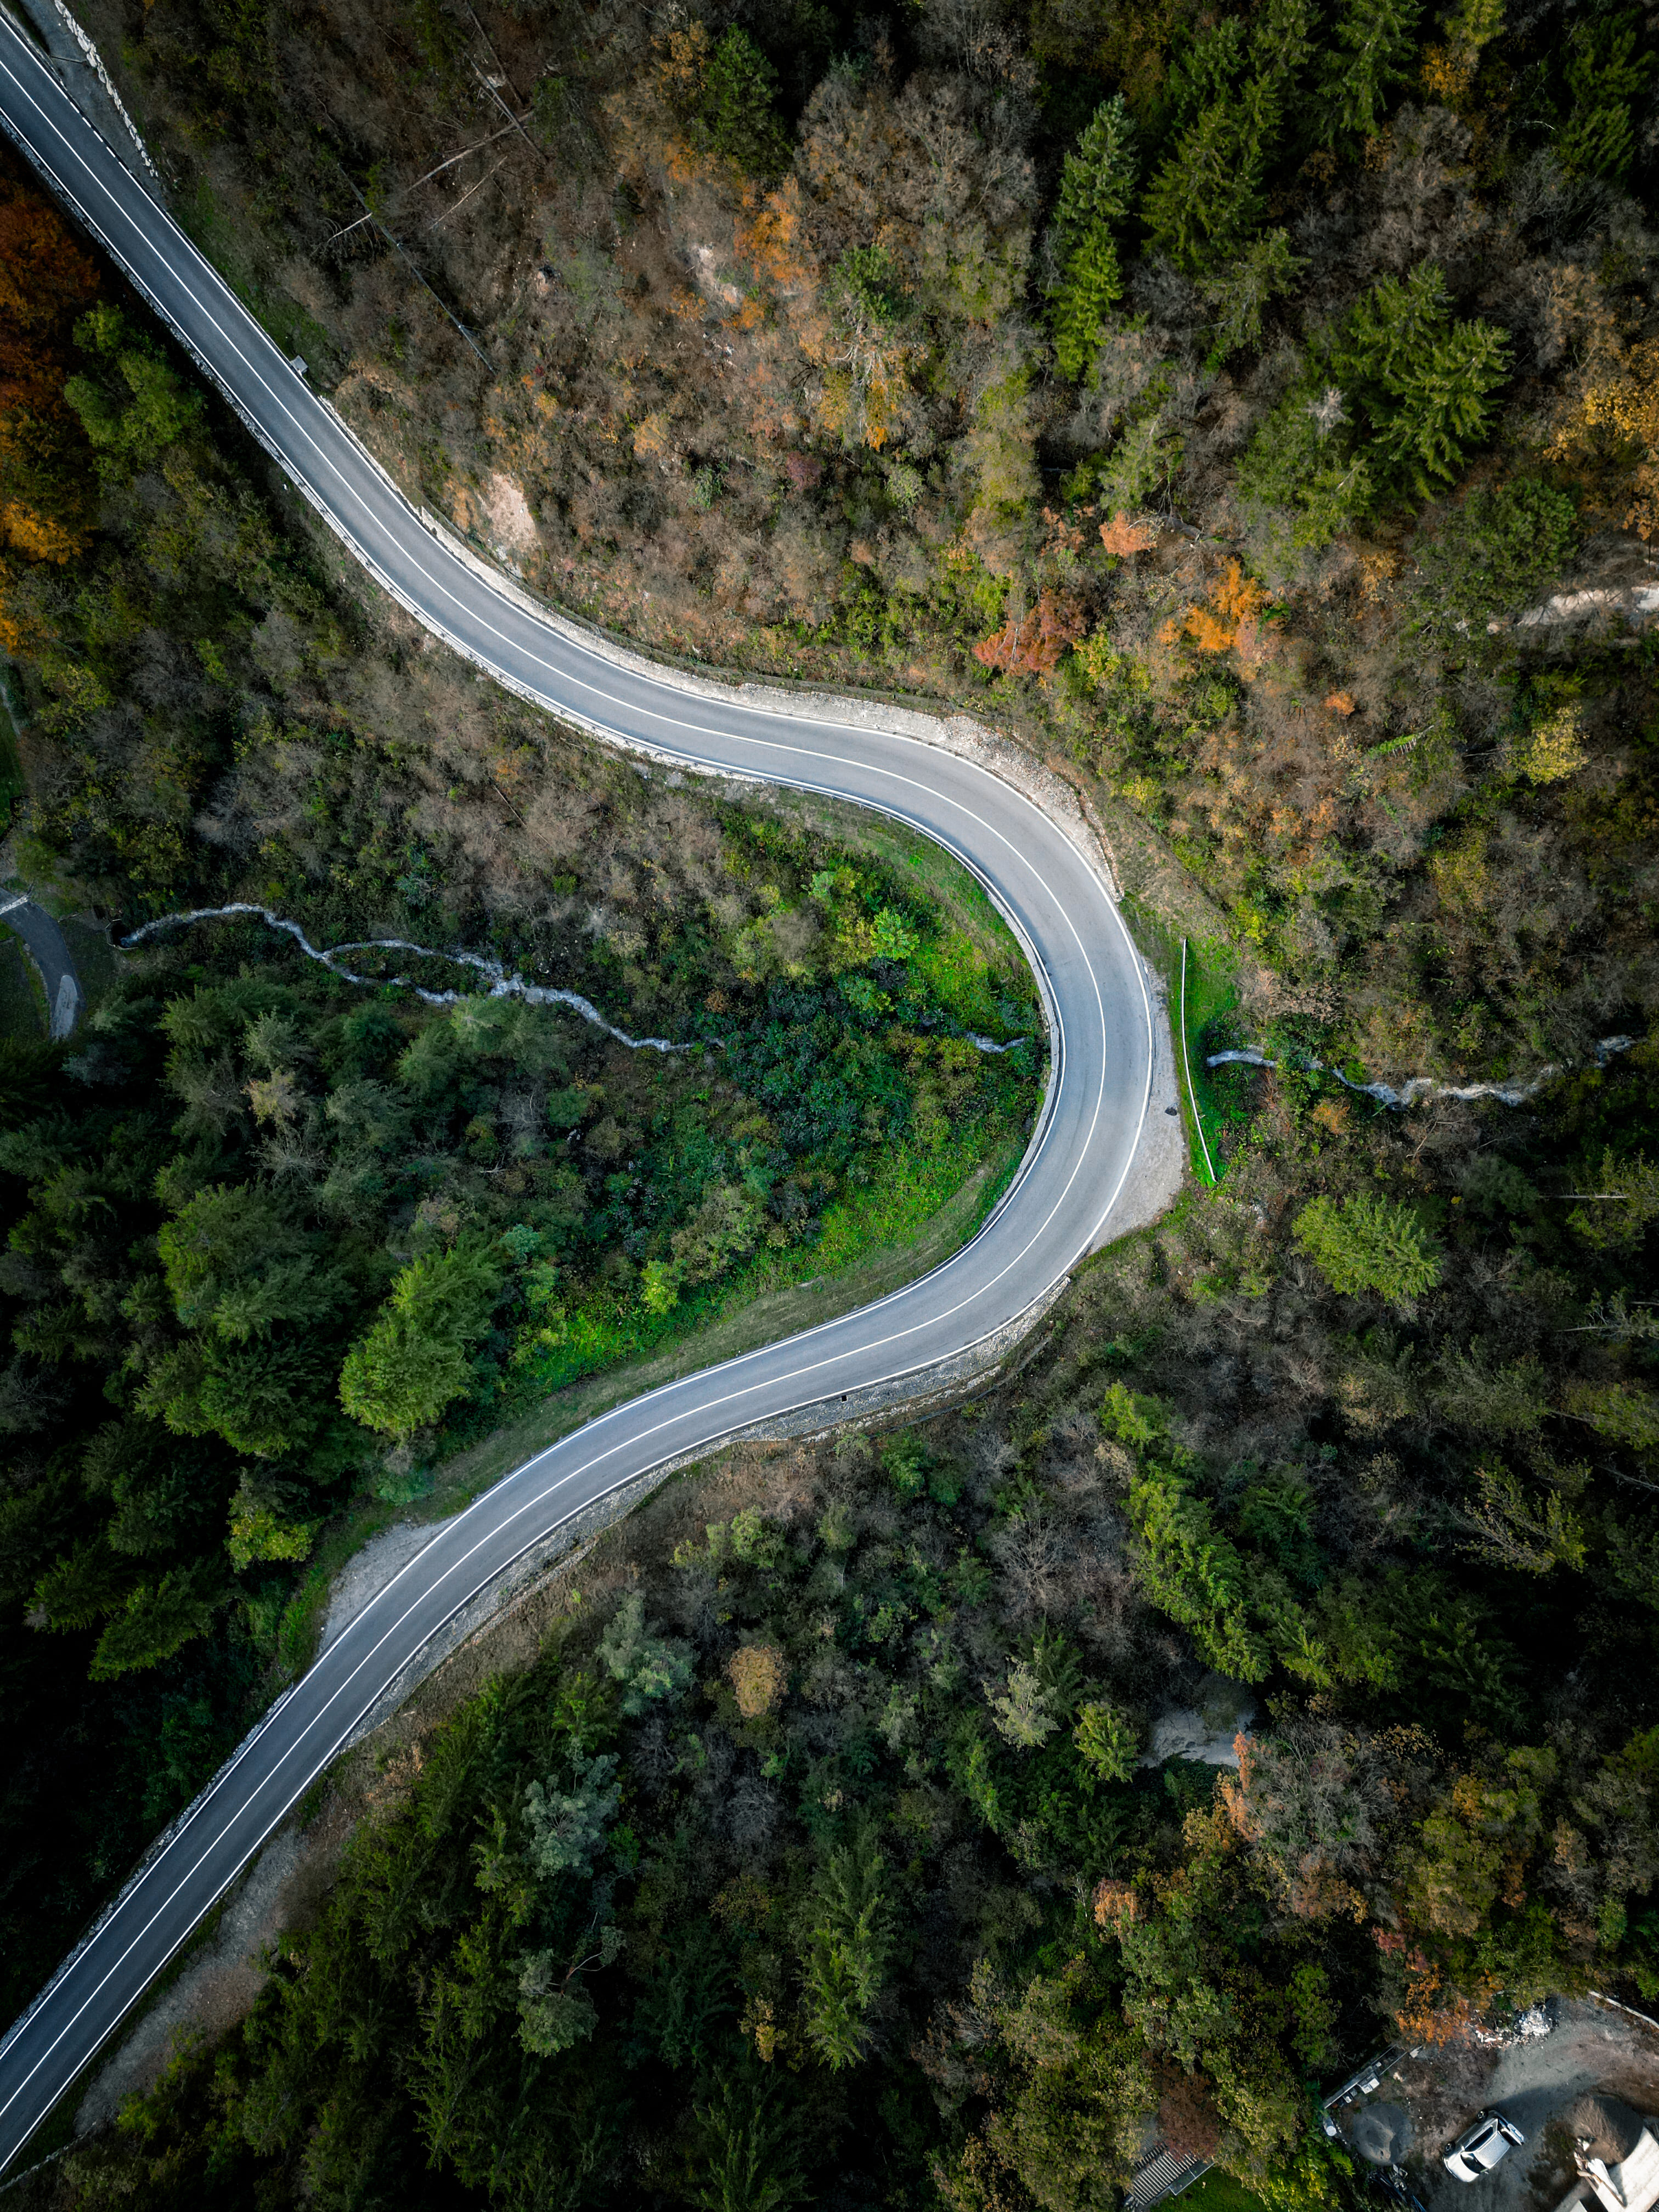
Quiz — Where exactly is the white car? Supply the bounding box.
[1443,2112,1526,2182]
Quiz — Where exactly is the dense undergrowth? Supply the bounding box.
[44,1015,1659,2211]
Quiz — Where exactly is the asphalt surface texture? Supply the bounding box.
[0,14,1159,2172]
[0,894,81,1038]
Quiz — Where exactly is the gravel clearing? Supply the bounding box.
[1332,2001,1659,2212]
[319,1520,436,1652]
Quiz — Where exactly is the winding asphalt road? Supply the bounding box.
[0,12,1161,2172]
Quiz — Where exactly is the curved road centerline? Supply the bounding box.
[0,15,1161,2174]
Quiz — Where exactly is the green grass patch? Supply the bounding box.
[510,1113,1027,1398]
[1120,901,1239,1186]
[272,1119,1029,1677]
[1176,936,1239,1186]
[1179,2169,1270,2212]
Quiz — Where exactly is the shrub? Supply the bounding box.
[729,1641,787,1717]
[1294,1193,1443,1305]
[1100,1381,1172,1453]
[226,1475,313,1572]
[1510,702,1588,785]
[1093,1877,1141,1931]
[728,1508,783,1569]
[832,244,909,332]
[1566,1148,1659,1250]
[65,304,204,474]
[517,1954,600,2056]
[883,1431,929,1497]
[338,1238,504,1440]
[1410,478,1578,629]
[1465,1467,1586,1575]
[1564,1381,1659,1453]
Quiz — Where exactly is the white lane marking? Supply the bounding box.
[0,19,1156,2146]
[0,25,1131,1292]
[0,30,1152,1317]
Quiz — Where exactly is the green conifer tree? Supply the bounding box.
[1049,95,1136,381]
[1163,18,1250,131]
[1198,227,1305,356]
[802,1835,891,2069]
[1325,261,1511,500]
[1141,0,1313,273]
[1557,12,1654,182]
[1294,1192,1443,1304]
[32,1536,131,1633]
[89,1560,224,1680]
[1316,0,1425,144]
[1333,259,1454,403]
[1249,0,1317,85]
[1052,226,1124,382]
[1054,93,1138,250]
[1141,95,1269,271]
[702,27,791,179]
[1377,318,1511,496]
[339,1238,503,1440]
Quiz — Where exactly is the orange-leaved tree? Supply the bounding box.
[0,146,99,647]
[973,589,1085,674]
[1160,560,1268,654]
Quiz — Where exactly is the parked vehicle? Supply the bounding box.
[1443,2112,1526,2182]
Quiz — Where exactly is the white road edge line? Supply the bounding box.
[0,13,1158,2153]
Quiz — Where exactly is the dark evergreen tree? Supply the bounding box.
[1316,0,1425,144]
[702,28,791,180]
[1558,12,1655,181]
[1141,92,1271,272]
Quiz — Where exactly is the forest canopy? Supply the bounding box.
[0,142,1039,2030]
[0,0,1656,2204]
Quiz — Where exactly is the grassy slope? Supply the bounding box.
[275,1118,1028,1669]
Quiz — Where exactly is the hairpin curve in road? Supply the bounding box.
[0,16,1161,2173]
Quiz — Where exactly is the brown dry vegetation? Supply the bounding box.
[50,0,1655,1081]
